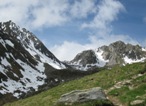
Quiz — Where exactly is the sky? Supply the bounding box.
[0,0,146,61]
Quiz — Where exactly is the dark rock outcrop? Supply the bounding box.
[70,50,98,67]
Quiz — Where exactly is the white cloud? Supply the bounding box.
[82,0,125,34]
[50,41,86,61]
[0,0,29,25]
[0,0,70,29]
[0,0,125,31]
[31,0,69,28]
[70,0,96,18]
[0,0,98,30]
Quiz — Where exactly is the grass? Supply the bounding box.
[120,84,146,102]
[108,84,146,103]
[4,62,146,106]
[108,86,129,96]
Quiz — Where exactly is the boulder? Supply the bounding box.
[56,87,108,105]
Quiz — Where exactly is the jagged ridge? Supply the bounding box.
[69,41,146,70]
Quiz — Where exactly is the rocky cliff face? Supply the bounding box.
[69,41,146,70]
[69,50,99,70]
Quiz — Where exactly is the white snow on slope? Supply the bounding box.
[1,21,66,70]
[81,49,109,70]
[24,38,66,69]
[1,58,11,67]
[124,56,146,64]
[0,21,67,98]
[94,49,109,67]
[70,49,109,71]
[142,48,146,52]
[5,40,14,47]
[0,58,46,98]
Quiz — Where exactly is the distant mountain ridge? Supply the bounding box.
[69,41,146,70]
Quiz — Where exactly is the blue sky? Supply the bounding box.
[112,0,146,42]
[0,0,146,60]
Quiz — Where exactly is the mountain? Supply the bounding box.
[1,20,146,106]
[69,41,146,70]
[0,21,68,102]
[0,21,98,105]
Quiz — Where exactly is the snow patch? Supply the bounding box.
[24,38,66,69]
[1,58,11,67]
[0,59,46,98]
[0,21,67,98]
[70,49,109,71]
[94,49,109,67]
[142,48,146,52]
[124,56,146,64]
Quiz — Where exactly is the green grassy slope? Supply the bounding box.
[4,62,146,106]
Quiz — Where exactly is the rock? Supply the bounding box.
[130,100,145,105]
[70,50,98,67]
[56,87,108,105]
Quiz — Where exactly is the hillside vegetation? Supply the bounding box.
[5,62,146,106]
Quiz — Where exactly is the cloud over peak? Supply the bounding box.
[70,0,96,18]
[0,0,140,61]
[49,0,138,61]
[82,0,125,33]
[0,0,125,32]
[0,0,97,30]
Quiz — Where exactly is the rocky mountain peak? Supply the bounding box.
[108,41,126,52]
[110,40,125,46]
[0,20,19,37]
[69,41,146,70]
[0,21,63,64]
[0,20,39,44]
[70,50,98,67]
